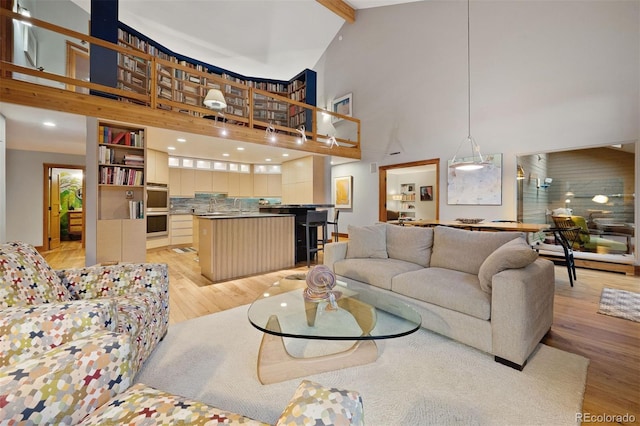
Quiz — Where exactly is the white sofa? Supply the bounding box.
[323,224,556,370]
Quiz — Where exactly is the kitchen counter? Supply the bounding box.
[197,214,295,283]
[260,204,335,209]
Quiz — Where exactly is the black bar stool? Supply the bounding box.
[327,209,340,242]
[302,210,329,267]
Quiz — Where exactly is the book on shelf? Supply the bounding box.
[129,200,144,219]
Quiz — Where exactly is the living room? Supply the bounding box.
[0,0,638,424]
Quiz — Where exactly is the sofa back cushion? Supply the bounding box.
[430,226,523,275]
[386,224,433,267]
[0,242,72,308]
[478,237,539,293]
[346,224,388,259]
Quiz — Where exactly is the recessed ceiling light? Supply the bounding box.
[265,158,272,162]
[167,146,176,151]
[237,147,245,151]
[282,153,289,157]
[177,138,186,143]
[222,153,230,157]
[43,121,56,127]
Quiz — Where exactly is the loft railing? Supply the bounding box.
[0,8,361,159]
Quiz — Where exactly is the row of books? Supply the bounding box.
[129,200,144,219]
[99,126,145,147]
[99,166,144,186]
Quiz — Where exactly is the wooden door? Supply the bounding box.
[49,173,61,249]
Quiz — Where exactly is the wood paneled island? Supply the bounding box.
[197,214,295,283]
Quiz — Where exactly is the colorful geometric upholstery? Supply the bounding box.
[0,331,132,425]
[0,300,117,367]
[0,241,72,308]
[276,380,364,426]
[80,383,270,425]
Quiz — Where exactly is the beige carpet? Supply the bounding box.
[135,305,589,425]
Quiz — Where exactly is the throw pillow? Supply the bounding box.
[430,226,522,275]
[346,224,388,259]
[0,241,72,308]
[478,237,539,293]
[276,379,364,426]
[386,224,433,267]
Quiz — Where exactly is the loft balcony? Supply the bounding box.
[0,8,361,161]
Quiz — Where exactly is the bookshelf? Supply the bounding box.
[398,183,416,219]
[115,24,316,127]
[96,121,146,263]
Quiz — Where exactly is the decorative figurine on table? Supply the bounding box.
[304,265,340,310]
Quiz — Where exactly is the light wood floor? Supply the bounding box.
[43,241,639,424]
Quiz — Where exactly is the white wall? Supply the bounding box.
[6,149,85,246]
[318,1,639,233]
[0,115,5,243]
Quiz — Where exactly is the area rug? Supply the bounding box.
[135,305,589,425]
[598,288,640,322]
[172,247,197,254]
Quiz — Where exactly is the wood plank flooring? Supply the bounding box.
[43,241,640,424]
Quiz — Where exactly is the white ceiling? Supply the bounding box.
[1,0,421,164]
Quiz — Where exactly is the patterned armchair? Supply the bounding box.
[0,242,363,425]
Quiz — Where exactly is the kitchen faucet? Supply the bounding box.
[209,196,219,213]
[234,198,243,214]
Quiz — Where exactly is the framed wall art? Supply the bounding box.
[334,176,353,209]
[420,186,433,201]
[332,93,352,123]
[447,153,503,205]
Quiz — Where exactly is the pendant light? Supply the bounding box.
[450,0,488,171]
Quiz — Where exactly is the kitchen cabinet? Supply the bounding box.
[195,170,213,193]
[281,156,325,204]
[169,168,181,197]
[147,149,169,184]
[253,174,282,197]
[227,172,252,197]
[169,168,196,197]
[212,171,229,193]
[97,219,146,263]
[170,214,193,245]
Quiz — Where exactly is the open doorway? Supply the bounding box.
[378,159,440,223]
[42,164,85,251]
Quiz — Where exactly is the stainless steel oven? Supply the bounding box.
[147,211,168,237]
[146,184,169,212]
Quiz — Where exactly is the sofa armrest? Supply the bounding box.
[490,258,555,367]
[0,331,132,425]
[0,300,117,367]
[57,263,169,302]
[323,242,348,270]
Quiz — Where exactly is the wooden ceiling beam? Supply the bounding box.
[316,0,356,23]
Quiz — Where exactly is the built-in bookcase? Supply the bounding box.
[96,121,146,264]
[116,24,316,129]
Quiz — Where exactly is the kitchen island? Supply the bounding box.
[259,204,334,263]
[197,213,295,283]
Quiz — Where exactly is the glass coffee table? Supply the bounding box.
[248,276,422,384]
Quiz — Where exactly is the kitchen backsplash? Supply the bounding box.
[170,193,281,214]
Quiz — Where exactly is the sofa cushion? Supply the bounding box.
[334,258,423,291]
[430,227,523,275]
[0,331,132,425]
[0,241,72,308]
[386,224,433,267]
[276,379,364,426]
[80,383,268,425]
[478,237,539,293]
[346,224,388,259]
[392,267,492,320]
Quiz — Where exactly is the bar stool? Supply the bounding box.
[302,210,329,267]
[327,209,340,242]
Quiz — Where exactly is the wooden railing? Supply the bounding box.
[0,8,361,159]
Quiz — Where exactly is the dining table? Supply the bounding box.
[390,219,550,233]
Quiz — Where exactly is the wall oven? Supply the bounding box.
[146,184,169,212]
[147,212,168,237]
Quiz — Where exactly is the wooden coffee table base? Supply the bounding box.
[256,315,378,385]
